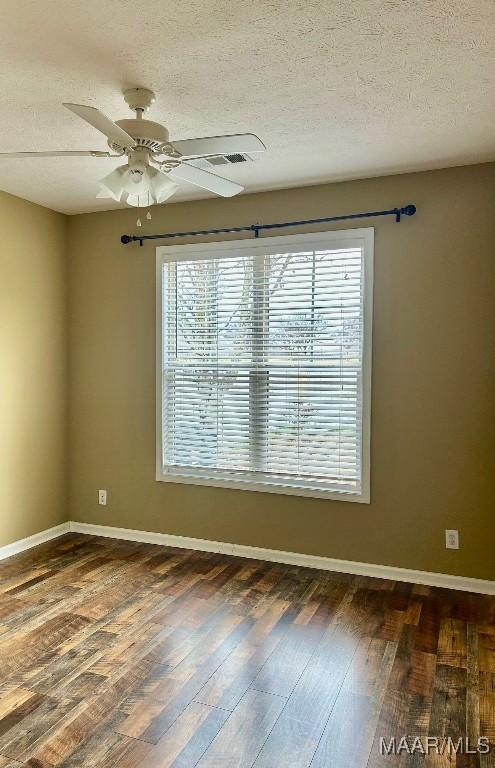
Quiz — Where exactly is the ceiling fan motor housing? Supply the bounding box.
[109,119,170,154]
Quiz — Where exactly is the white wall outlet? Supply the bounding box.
[445,529,459,549]
[98,489,107,506]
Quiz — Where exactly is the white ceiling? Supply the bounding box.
[0,0,494,214]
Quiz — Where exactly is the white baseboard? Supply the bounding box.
[0,522,71,562]
[69,521,495,596]
[3,521,493,596]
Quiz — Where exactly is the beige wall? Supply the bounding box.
[0,192,67,545]
[67,163,495,580]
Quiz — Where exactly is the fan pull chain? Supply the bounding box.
[136,210,152,227]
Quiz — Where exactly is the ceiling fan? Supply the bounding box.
[0,88,266,207]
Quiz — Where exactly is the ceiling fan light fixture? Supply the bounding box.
[97,165,127,201]
[149,167,178,203]
[102,164,178,207]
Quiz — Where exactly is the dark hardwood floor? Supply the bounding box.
[0,534,493,767]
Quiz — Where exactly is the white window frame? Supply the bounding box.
[156,228,373,503]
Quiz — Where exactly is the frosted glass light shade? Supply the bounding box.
[97,164,178,207]
[96,166,128,201]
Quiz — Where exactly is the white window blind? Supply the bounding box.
[156,229,373,501]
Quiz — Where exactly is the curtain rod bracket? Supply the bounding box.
[120,203,417,245]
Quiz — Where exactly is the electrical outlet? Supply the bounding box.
[98,489,107,506]
[445,529,459,550]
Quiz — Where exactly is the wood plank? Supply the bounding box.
[24,625,184,765]
[437,618,467,668]
[0,692,46,739]
[249,615,326,698]
[428,664,467,739]
[466,622,480,743]
[310,637,397,768]
[195,600,294,710]
[117,613,253,743]
[139,702,229,768]
[366,623,421,768]
[254,586,369,767]
[37,714,152,768]
[197,690,286,768]
[0,757,24,767]
[0,695,77,762]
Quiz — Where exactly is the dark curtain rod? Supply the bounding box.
[120,203,416,246]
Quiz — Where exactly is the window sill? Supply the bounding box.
[156,469,370,503]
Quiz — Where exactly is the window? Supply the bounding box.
[156,229,373,502]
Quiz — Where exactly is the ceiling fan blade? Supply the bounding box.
[171,133,265,158]
[0,150,113,158]
[63,103,135,150]
[169,163,244,197]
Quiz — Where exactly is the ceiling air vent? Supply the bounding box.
[189,153,254,170]
[208,153,250,165]
[226,153,247,163]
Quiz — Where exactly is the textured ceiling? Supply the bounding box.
[0,0,494,214]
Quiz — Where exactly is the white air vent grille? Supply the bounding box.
[189,153,254,170]
[209,153,247,165]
